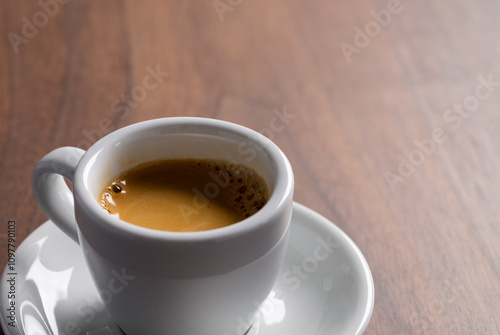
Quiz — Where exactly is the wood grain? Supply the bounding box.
[1,0,500,334]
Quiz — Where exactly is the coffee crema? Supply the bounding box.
[98,158,269,232]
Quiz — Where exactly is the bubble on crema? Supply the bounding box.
[100,180,126,214]
[201,160,269,219]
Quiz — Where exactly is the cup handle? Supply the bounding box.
[32,147,85,244]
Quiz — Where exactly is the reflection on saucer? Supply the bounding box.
[259,290,286,326]
[0,202,373,335]
[22,236,73,333]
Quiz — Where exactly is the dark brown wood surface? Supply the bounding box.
[1,0,500,334]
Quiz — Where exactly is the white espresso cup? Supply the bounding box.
[31,117,294,335]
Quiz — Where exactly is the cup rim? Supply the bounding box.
[73,117,294,243]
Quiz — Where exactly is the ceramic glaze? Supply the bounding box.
[0,203,374,335]
[30,118,294,335]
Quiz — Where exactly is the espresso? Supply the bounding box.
[98,159,269,232]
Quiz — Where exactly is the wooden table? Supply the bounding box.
[1,0,500,334]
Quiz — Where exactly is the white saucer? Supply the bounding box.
[1,202,374,335]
